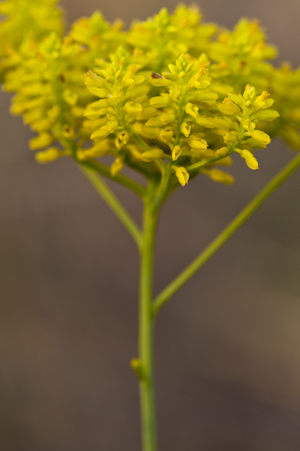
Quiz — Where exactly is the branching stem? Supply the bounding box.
[152,152,300,314]
[80,165,143,250]
[81,159,146,198]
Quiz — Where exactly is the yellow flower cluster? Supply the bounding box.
[1,0,299,188]
[266,64,300,149]
[208,19,276,94]
[4,32,94,162]
[81,48,150,174]
[84,52,278,185]
[127,6,216,72]
[69,11,124,66]
[0,0,63,79]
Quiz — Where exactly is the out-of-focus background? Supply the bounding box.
[1,0,300,450]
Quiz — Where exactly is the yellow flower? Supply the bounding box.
[185,102,198,118]
[150,96,172,108]
[251,130,271,145]
[0,4,285,186]
[140,150,165,162]
[172,145,182,161]
[174,166,189,186]
[180,122,191,137]
[35,147,62,163]
[115,131,130,150]
[239,149,259,170]
[204,169,234,185]
[111,156,124,176]
[30,133,53,150]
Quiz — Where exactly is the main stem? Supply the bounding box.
[139,179,159,451]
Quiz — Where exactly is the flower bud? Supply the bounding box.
[115,131,129,150]
[111,157,124,176]
[175,166,189,186]
[160,111,176,125]
[251,130,271,145]
[240,149,259,170]
[130,359,146,380]
[150,78,170,87]
[205,169,234,185]
[243,85,256,102]
[35,148,61,163]
[159,128,173,144]
[195,117,216,129]
[30,132,53,150]
[218,97,240,115]
[91,127,110,140]
[140,126,162,139]
[145,118,162,127]
[140,149,165,162]
[216,147,228,156]
[107,120,118,133]
[185,102,198,118]
[251,110,280,122]
[150,96,171,108]
[188,137,208,149]
[172,145,182,161]
[125,101,143,115]
[224,131,237,144]
[180,122,191,137]
[243,119,256,134]
[228,93,244,108]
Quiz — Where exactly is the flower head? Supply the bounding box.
[0,4,290,190]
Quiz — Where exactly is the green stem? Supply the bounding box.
[80,159,146,198]
[80,165,142,250]
[154,162,173,210]
[186,155,226,172]
[139,179,159,451]
[130,132,166,174]
[152,152,300,315]
[131,131,153,153]
[186,141,239,173]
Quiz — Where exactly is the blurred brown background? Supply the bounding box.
[1,0,300,450]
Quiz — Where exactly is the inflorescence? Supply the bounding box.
[1,1,299,188]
